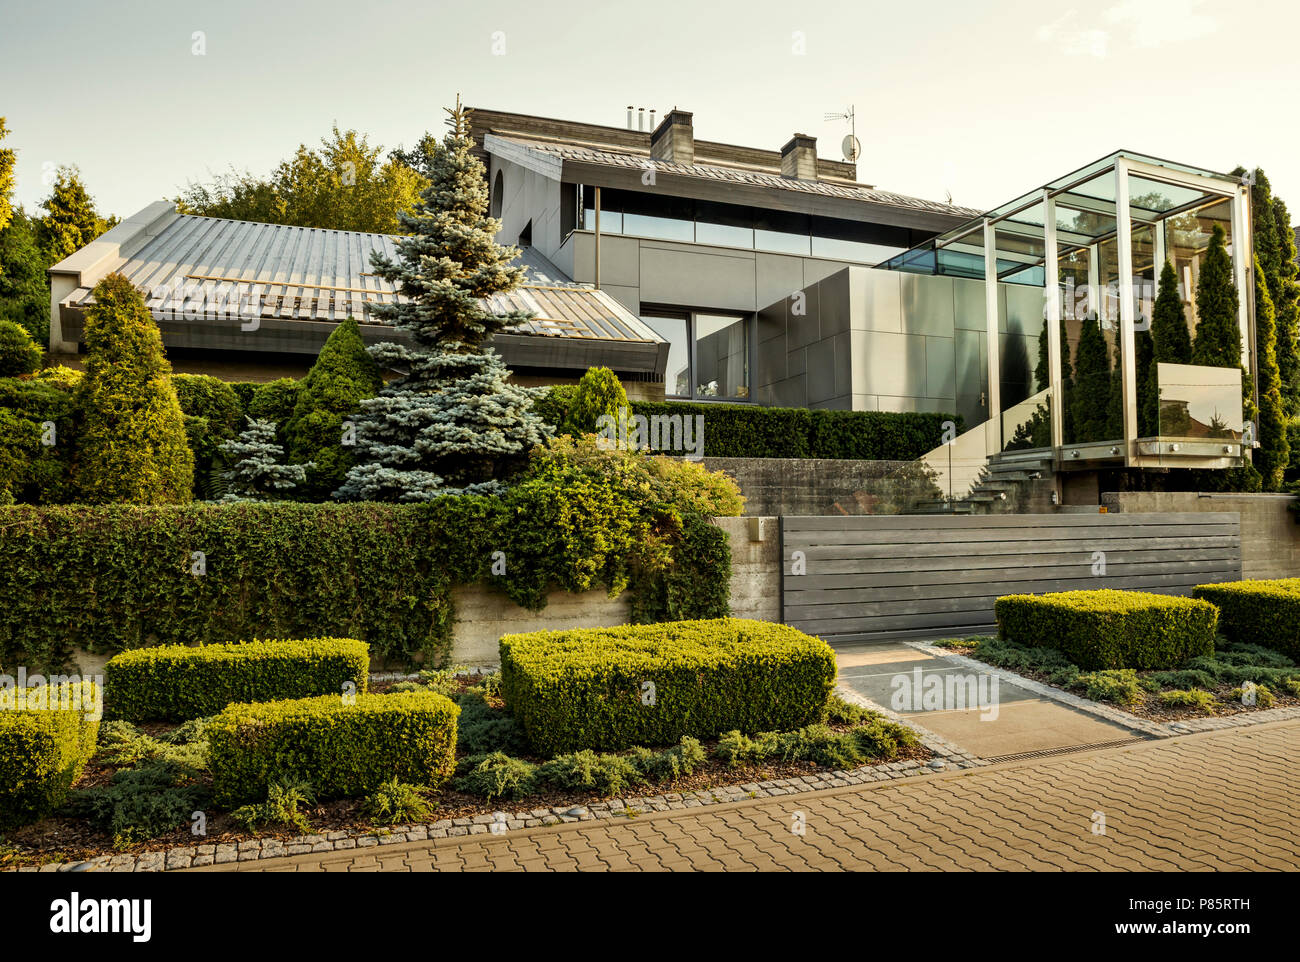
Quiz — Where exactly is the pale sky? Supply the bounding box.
[3,0,1298,225]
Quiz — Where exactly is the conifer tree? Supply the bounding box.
[1070,314,1112,442]
[1146,260,1193,435]
[36,166,116,262]
[71,273,193,503]
[1271,197,1300,414]
[1252,254,1289,489]
[0,118,15,235]
[335,101,550,501]
[220,418,308,501]
[284,317,382,499]
[1192,225,1241,368]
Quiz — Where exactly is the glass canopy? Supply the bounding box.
[878,151,1253,470]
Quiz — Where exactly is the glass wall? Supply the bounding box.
[1156,363,1243,441]
[1163,197,1233,338]
[879,151,1249,469]
[996,226,1048,452]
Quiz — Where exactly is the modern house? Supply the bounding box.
[46,107,1260,505]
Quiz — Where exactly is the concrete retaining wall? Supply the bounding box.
[1102,491,1300,580]
[704,458,940,516]
[441,516,783,665]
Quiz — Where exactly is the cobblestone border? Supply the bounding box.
[906,640,1300,738]
[10,689,982,874]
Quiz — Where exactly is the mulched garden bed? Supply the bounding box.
[934,637,1300,723]
[0,675,929,870]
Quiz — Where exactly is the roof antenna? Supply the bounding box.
[823,106,859,162]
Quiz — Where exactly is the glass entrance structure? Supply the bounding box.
[878,151,1254,471]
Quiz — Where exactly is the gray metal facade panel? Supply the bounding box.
[779,512,1243,643]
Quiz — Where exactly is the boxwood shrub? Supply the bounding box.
[499,618,837,755]
[104,638,371,722]
[208,690,459,806]
[627,402,959,461]
[0,680,101,828]
[995,589,1217,670]
[1192,579,1300,660]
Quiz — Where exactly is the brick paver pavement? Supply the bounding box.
[195,719,1300,872]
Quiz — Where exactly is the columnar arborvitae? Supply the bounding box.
[1070,314,1112,442]
[220,418,308,501]
[284,316,382,500]
[1271,197,1300,414]
[1028,315,1072,446]
[1134,327,1155,437]
[1252,254,1289,489]
[1192,225,1242,368]
[71,274,194,504]
[335,102,550,501]
[1145,260,1193,434]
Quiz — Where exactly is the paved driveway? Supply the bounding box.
[194,719,1300,872]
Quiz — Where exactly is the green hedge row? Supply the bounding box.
[104,638,371,722]
[0,681,101,828]
[626,402,959,461]
[499,618,837,756]
[1192,579,1300,660]
[995,589,1217,670]
[208,690,459,806]
[0,494,731,670]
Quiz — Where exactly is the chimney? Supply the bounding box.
[627,106,634,129]
[638,107,646,131]
[780,134,818,180]
[650,109,694,165]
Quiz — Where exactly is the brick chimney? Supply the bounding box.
[650,109,694,165]
[780,134,818,180]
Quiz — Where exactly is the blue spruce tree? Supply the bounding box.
[335,100,550,501]
[220,418,308,501]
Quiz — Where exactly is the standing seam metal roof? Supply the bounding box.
[60,212,663,344]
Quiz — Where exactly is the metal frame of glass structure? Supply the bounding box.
[878,151,1253,470]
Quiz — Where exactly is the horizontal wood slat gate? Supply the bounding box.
[780,512,1242,644]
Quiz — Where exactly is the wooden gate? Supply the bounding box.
[780,512,1242,643]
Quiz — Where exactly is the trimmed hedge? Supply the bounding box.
[626,402,959,461]
[208,690,459,805]
[499,618,837,755]
[104,638,371,722]
[1192,579,1300,660]
[0,453,735,669]
[0,680,101,828]
[995,589,1217,670]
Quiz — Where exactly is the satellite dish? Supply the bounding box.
[841,134,861,162]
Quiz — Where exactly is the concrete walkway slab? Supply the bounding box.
[835,642,1142,759]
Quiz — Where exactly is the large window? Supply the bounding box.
[580,187,919,264]
[641,310,751,401]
